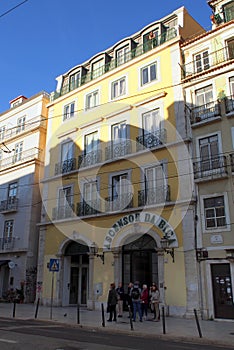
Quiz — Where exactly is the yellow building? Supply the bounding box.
[37,7,204,317]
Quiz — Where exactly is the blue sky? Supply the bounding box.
[0,0,212,113]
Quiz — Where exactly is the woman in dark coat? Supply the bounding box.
[107,282,118,322]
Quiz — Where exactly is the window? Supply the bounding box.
[8,182,18,199]
[69,72,80,90]
[16,116,26,134]
[86,91,99,110]
[112,121,127,142]
[83,181,97,203]
[204,196,226,229]
[13,142,23,163]
[58,186,72,208]
[59,141,75,173]
[143,30,159,51]
[141,108,164,148]
[194,51,209,73]
[0,126,5,141]
[194,85,216,120]
[3,220,14,241]
[141,62,157,85]
[226,38,234,60]
[230,76,234,97]
[0,149,2,163]
[61,141,73,162]
[111,77,126,99]
[199,135,220,172]
[145,164,165,191]
[143,108,161,133]
[92,60,104,79]
[84,131,99,154]
[116,46,130,66]
[223,2,234,22]
[63,102,75,121]
[141,164,167,204]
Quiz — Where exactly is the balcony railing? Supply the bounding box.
[77,200,100,216]
[193,155,227,179]
[78,150,102,168]
[182,46,234,79]
[138,185,170,207]
[190,101,221,124]
[54,158,76,175]
[105,193,133,212]
[0,237,15,251]
[136,128,167,151]
[0,197,18,213]
[225,95,234,114]
[0,148,42,170]
[52,204,75,220]
[105,140,131,161]
[52,28,177,100]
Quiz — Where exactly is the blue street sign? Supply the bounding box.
[49,258,60,272]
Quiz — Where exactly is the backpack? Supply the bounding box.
[131,287,140,300]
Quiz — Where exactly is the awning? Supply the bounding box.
[0,260,10,267]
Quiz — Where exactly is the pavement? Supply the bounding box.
[0,302,233,348]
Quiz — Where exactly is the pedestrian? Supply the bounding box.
[150,283,160,321]
[141,284,149,320]
[131,281,142,322]
[116,282,124,317]
[107,282,118,322]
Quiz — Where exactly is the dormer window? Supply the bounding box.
[116,46,130,66]
[92,59,104,79]
[69,71,80,91]
[143,29,159,52]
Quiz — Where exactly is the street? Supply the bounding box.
[0,318,233,350]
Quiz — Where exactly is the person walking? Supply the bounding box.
[141,284,149,320]
[107,283,118,322]
[131,281,142,322]
[150,283,160,321]
[116,282,124,317]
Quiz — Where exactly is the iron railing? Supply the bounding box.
[77,200,100,216]
[0,148,42,170]
[52,204,75,220]
[105,140,131,161]
[52,28,177,100]
[193,155,227,179]
[0,197,18,213]
[136,128,167,151]
[138,185,170,206]
[105,193,133,212]
[182,46,234,79]
[78,150,102,168]
[54,158,76,175]
[0,237,15,251]
[190,101,221,124]
[225,95,234,114]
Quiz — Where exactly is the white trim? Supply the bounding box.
[195,131,223,161]
[109,74,128,101]
[138,57,161,90]
[84,87,101,111]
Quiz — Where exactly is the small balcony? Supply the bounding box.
[225,95,234,114]
[0,148,42,171]
[105,140,131,161]
[138,185,170,207]
[0,197,18,213]
[54,158,76,175]
[136,129,167,151]
[78,150,102,168]
[0,237,15,251]
[52,204,75,220]
[182,46,234,79]
[193,155,227,180]
[77,200,100,217]
[190,101,221,125]
[105,193,133,212]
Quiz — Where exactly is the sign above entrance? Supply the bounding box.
[103,212,178,250]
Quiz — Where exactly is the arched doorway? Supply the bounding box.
[122,234,158,290]
[64,241,89,305]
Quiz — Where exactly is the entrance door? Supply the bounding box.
[69,264,88,305]
[211,263,234,319]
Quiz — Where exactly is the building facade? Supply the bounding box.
[181,0,234,319]
[37,7,206,317]
[0,92,49,302]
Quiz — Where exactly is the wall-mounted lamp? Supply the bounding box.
[90,243,105,264]
[160,237,175,263]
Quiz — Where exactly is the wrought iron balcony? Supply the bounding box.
[52,204,75,220]
[0,148,42,170]
[0,197,18,213]
[193,155,227,179]
[105,193,133,212]
[190,101,221,124]
[182,46,234,79]
[52,28,177,100]
[77,200,100,216]
[138,185,170,207]
[54,158,76,175]
[0,237,15,251]
[136,128,166,151]
[105,140,131,161]
[78,150,102,168]
[225,95,234,114]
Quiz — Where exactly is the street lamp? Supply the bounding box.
[90,242,105,264]
[160,237,175,263]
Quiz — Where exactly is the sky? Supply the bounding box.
[0,0,213,113]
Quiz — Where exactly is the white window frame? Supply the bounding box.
[138,58,160,89]
[116,45,130,66]
[16,116,26,134]
[13,141,23,163]
[92,59,104,79]
[8,182,18,199]
[57,185,73,208]
[200,193,230,233]
[109,169,132,201]
[69,71,81,90]
[193,50,209,73]
[0,126,6,141]
[3,220,14,240]
[63,101,75,121]
[84,131,99,154]
[85,90,99,110]
[111,76,127,100]
[61,140,74,162]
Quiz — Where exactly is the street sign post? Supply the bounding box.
[49,259,60,320]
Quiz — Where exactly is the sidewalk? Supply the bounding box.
[0,302,233,347]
